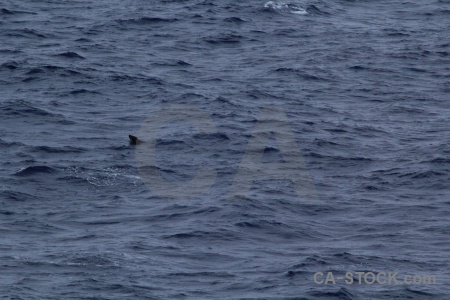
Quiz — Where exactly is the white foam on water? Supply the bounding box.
[264,1,308,15]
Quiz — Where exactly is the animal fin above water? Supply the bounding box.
[129,135,139,145]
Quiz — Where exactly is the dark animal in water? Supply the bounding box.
[129,135,139,145]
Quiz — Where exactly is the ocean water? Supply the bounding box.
[1,0,449,299]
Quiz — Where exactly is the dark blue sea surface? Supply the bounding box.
[1,0,449,299]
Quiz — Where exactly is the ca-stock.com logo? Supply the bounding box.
[134,104,317,201]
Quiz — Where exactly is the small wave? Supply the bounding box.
[176,60,191,66]
[0,190,37,201]
[75,37,92,42]
[0,61,19,70]
[7,28,48,38]
[349,65,367,71]
[14,166,58,176]
[0,8,35,15]
[214,96,241,107]
[204,34,243,44]
[22,76,39,82]
[264,1,308,15]
[0,210,14,215]
[1,8,14,14]
[22,65,85,79]
[224,17,246,23]
[153,60,192,67]
[55,51,85,59]
[162,230,238,241]
[157,139,190,147]
[110,74,164,85]
[410,170,446,179]
[274,68,325,81]
[235,219,288,229]
[0,138,25,148]
[306,4,329,16]
[69,89,101,95]
[0,49,22,54]
[25,67,45,75]
[309,288,354,299]
[1,100,53,117]
[117,17,179,26]
[193,132,230,141]
[0,100,70,124]
[42,65,65,71]
[405,67,427,73]
[31,146,86,154]
[428,157,450,164]
[64,255,118,268]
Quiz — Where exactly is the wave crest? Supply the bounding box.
[264,1,308,15]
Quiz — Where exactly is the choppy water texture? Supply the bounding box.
[1,0,450,299]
